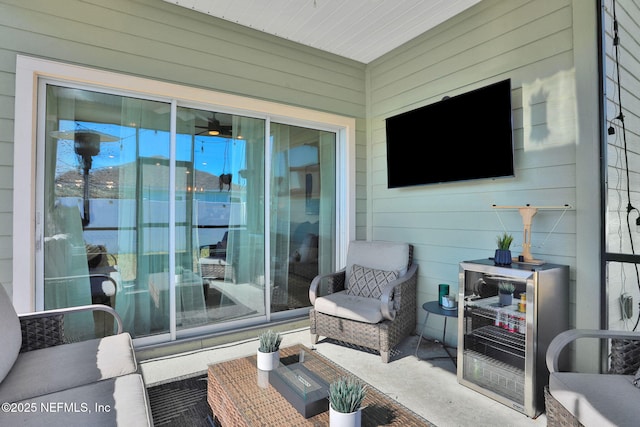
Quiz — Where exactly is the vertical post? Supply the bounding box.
[518,207,538,262]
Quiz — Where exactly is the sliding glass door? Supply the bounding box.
[42,85,175,339]
[270,123,336,312]
[39,82,335,341]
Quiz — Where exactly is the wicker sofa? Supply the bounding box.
[545,329,640,426]
[309,241,417,363]
[0,284,153,426]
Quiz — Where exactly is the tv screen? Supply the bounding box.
[385,79,514,188]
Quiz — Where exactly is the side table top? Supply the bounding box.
[423,300,458,317]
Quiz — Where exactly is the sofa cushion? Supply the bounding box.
[549,371,640,427]
[0,284,22,384]
[346,241,409,285]
[346,264,398,299]
[0,332,137,403]
[0,373,152,426]
[314,291,384,324]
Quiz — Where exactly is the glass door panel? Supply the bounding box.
[43,85,171,339]
[270,123,336,312]
[177,107,266,327]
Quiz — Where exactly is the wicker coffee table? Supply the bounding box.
[207,344,431,426]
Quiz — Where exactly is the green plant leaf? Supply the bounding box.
[496,232,513,250]
[498,281,515,294]
[258,330,282,353]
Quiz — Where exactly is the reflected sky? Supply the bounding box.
[53,120,248,187]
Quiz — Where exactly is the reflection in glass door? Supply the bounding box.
[43,85,172,339]
[270,123,336,313]
[177,107,266,329]
[40,83,333,341]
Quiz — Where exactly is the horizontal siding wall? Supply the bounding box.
[0,45,15,289]
[0,0,367,291]
[367,0,578,344]
[604,0,640,331]
[0,0,365,115]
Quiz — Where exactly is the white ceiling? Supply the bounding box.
[164,0,482,63]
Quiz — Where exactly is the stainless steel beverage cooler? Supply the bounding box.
[457,259,569,417]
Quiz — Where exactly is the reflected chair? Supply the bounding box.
[288,221,319,284]
[45,273,118,306]
[200,232,236,283]
[309,241,418,363]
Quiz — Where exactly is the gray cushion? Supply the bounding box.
[346,264,398,299]
[0,332,137,403]
[314,291,384,324]
[0,284,22,384]
[345,241,409,285]
[549,371,640,427]
[0,373,152,426]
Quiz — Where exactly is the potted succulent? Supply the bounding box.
[257,329,282,371]
[498,281,516,306]
[494,232,514,266]
[328,377,367,427]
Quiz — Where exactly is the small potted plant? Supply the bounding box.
[328,377,367,427]
[257,329,282,371]
[498,281,516,306]
[495,232,514,266]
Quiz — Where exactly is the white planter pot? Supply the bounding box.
[329,405,362,427]
[256,349,279,371]
[256,368,270,388]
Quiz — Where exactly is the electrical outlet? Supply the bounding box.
[621,294,633,320]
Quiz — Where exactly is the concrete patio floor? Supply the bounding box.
[139,326,546,427]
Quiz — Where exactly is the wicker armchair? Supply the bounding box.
[309,241,418,363]
[545,329,640,426]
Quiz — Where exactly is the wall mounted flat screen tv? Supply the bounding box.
[385,79,514,188]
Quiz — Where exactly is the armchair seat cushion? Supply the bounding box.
[314,291,383,324]
[549,372,640,427]
[0,333,137,403]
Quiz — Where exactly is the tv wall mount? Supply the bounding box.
[492,204,572,264]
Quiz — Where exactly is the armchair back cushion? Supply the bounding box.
[345,241,410,285]
[0,284,22,383]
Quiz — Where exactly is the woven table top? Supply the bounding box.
[207,344,432,426]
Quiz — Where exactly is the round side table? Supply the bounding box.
[415,300,458,366]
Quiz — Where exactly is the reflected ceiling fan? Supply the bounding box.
[195,113,233,137]
[151,106,233,136]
